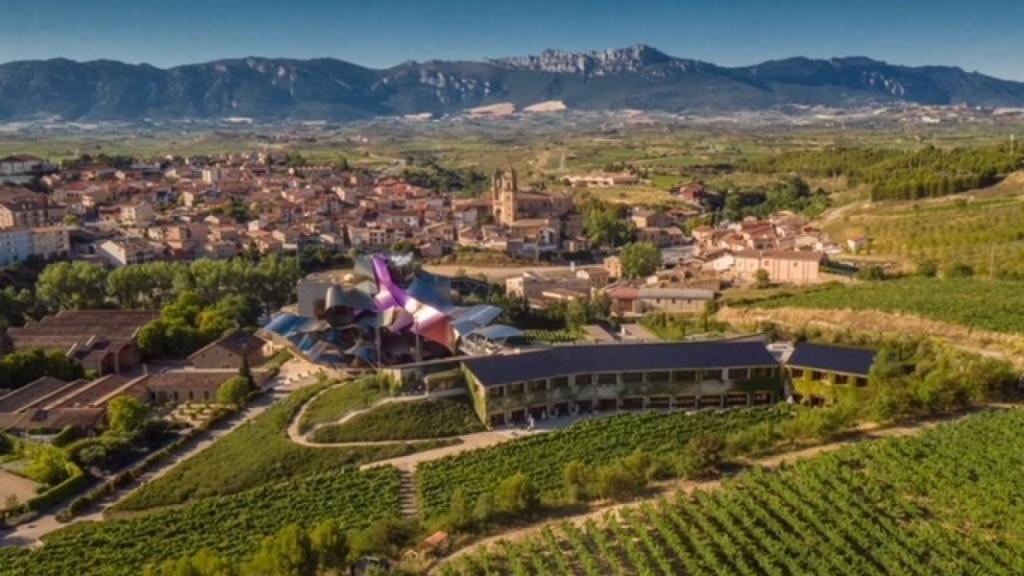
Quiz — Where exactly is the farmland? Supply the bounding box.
[821,172,1024,274]
[443,408,1024,575]
[418,408,792,519]
[744,277,1024,335]
[0,466,399,576]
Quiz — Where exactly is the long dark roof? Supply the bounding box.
[463,341,778,387]
[787,342,876,376]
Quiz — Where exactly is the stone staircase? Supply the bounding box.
[398,468,419,519]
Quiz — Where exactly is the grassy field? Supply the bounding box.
[743,277,1024,335]
[298,380,388,433]
[822,172,1024,274]
[309,397,485,443]
[112,384,438,511]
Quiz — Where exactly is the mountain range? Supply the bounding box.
[2,45,1024,122]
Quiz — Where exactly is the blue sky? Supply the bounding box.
[2,0,1024,79]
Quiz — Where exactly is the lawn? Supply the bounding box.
[298,379,388,433]
[744,277,1024,335]
[112,384,438,511]
[309,396,486,443]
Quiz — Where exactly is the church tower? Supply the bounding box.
[491,168,518,226]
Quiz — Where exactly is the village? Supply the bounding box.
[0,152,842,287]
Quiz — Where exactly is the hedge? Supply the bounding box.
[25,465,89,513]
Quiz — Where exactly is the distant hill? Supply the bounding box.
[2,45,1024,122]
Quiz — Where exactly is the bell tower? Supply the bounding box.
[491,168,518,226]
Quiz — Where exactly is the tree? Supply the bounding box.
[855,265,886,281]
[218,376,254,407]
[619,242,662,279]
[945,262,974,278]
[246,523,318,576]
[916,259,939,278]
[472,492,497,525]
[495,472,541,517]
[26,443,72,486]
[562,460,589,503]
[107,395,151,435]
[310,519,348,572]
[754,269,771,289]
[36,261,109,310]
[583,201,634,248]
[677,433,726,479]
[444,487,474,531]
[0,348,84,390]
[594,462,646,501]
[346,517,416,562]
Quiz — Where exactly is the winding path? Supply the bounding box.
[285,380,517,469]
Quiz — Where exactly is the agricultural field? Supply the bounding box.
[0,466,399,576]
[444,408,1024,576]
[822,172,1024,274]
[418,408,792,519]
[310,397,485,443]
[744,277,1024,335]
[112,384,432,511]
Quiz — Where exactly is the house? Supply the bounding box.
[0,155,46,176]
[97,238,160,267]
[0,228,32,266]
[120,201,155,226]
[606,287,715,317]
[565,172,641,188]
[0,191,64,229]
[734,250,825,285]
[786,342,877,405]
[141,369,271,404]
[463,340,781,427]
[189,331,271,370]
[7,310,157,374]
[604,255,623,280]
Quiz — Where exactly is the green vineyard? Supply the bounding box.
[418,407,793,518]
[747,277,1024,334]
[442,409,1024,575]
[0,467,399,576]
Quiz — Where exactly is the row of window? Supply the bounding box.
[486,366,779,398]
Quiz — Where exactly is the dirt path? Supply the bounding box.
[432,416,954,571]
[0,470,39,512]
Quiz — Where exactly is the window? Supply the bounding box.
[528,379,547,392]
[811,371,824,381]
[855,377,869,388]
[647,371,670,383]
[574,373,593,386]
[621,372,644,384]
[508,382,525,395]
[673,370,697,382]
[488,386,505,398]
[597,373,618,386]
[835,374,849,385]
[550,376,569,389]
[726,368,749,381]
